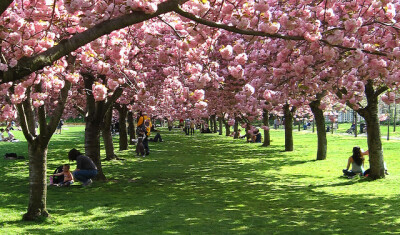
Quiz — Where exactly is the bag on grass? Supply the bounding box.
[4,153,17,159]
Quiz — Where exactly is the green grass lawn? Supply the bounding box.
[0,125,400,234]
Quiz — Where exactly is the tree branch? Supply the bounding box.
[74,104,86,116]
[375,85,389,97]
[15,103,34,143]
[174,6,304,41]
[103,87,124,117]
[0,0,13,17]
[35,84,48,137]
[1,0,188,85]
[174,6,388,57]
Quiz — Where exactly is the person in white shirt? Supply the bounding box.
[5,128,14,141]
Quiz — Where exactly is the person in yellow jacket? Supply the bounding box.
[137,111,152,155]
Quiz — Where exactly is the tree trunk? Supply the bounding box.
[387,104,390,141]
[262,109,270,147]
[283,104,294,151]
[310,100,327,160]
[118,105,128,151]
[128,111,136,145]
[81,73,123,180]
[223,119,231,136]
[23,141,49,220]
[218,116,223,135]
[394,103,397,132]
[103,107,117,160]
[213,115,218,133]
[234,117,239,139]
[312,118,315,133]
[357,81,385,179]
[85,120,106,180]
[245,123,251,142]
[354,111,358,137]
[19,66,73,220]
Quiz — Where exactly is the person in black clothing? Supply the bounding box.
[68,148,98,186]
[149,125,163,142]
[252,129,262,143]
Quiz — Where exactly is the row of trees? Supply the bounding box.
[1,0,399,220]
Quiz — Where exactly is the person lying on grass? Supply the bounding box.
[68,148,98,187]
[343,146,368,178]
[51,164,74,187]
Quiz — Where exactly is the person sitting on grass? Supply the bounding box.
[4,128,16,142]
[252,129,262,143]
[200,124,211,133]
[68,148,98,187]
[343,146,368,178]
[51,164,74,187]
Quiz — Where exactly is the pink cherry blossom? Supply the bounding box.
[220,45,233,60]
[261,126,270,131]
[92,83,108,101]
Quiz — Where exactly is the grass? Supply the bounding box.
[1,125,400,234]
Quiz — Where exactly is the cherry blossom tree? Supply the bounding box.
[2,0,400,221]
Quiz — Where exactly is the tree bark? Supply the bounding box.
[0,1,14,19]
[310,99,327,160]
[117,105,128,151]
[85,118,106,180]
[356,81,385,179]
[103,107,117,161]
[82,73,124,180]
[245,122,251,142]
[312,118,315,133]
[387,104,390,141]
[283,104,295,151]
[234,116,239,139]
[23,141,49,220]
[225,123,231,136]
[212,115,218,133]
[394,103,397,132]
[18,59,73,220]
[218,116,223,135]
[128,111,136,145]
[222,118,231,136]
[262,109,270,147]
[354,111,358,137]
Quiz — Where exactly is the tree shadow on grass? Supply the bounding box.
[12,174,400,234]
[2,129,400,234]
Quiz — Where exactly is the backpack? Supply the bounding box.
[52,165,64,184]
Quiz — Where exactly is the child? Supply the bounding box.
[5,128,14,141]
[51,164,74,186]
